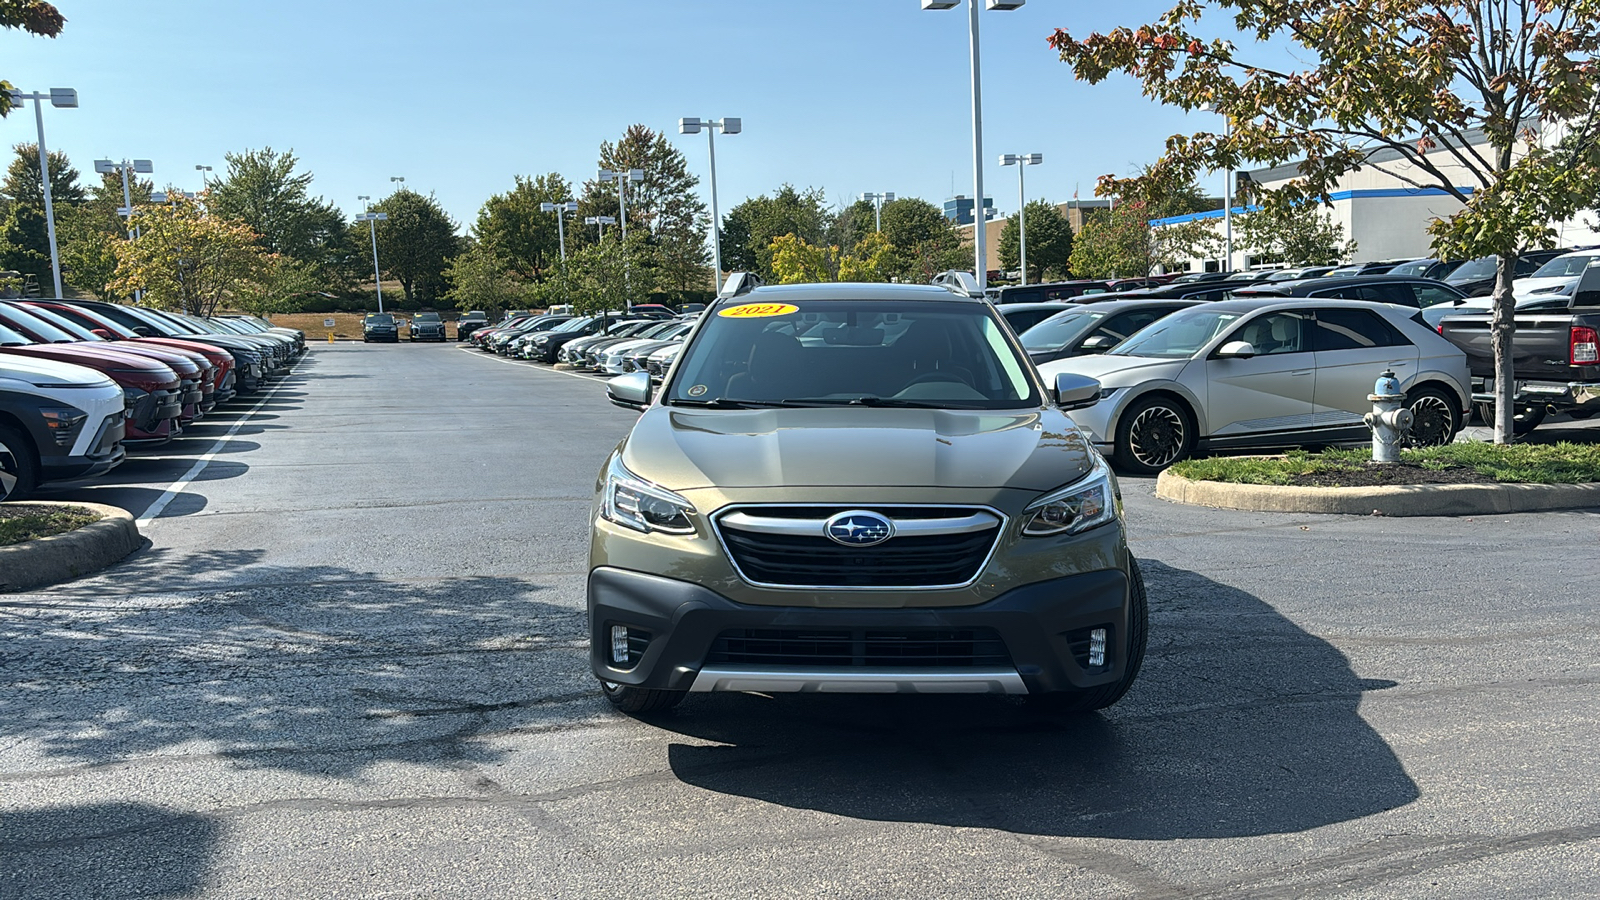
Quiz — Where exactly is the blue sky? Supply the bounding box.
[5,0,1235,231]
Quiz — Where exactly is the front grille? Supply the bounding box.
[707,628,1011,668]
[716,506,1001,589]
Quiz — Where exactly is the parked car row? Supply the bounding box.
[0,301,306,501]
[464,308,695,375]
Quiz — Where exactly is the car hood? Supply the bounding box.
[1037,353,1188,387]
[0,353,117,388]
[1512,275,1577,298]
[620,406,1093,493]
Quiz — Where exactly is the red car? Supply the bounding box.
[26,301,237,405]
[4,301,215,420]
[0,312,185,445]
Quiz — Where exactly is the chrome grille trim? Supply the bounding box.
[688,666,1028,694]
[720,509,1000,538]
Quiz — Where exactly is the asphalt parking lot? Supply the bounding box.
[3,341,1598,899]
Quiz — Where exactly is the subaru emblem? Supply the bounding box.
[824,510,895,547]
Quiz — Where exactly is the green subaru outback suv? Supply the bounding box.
[590,281,1147,714]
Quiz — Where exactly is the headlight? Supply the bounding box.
[40,408,88,446]
[1020,455,1117,537]
[601,455,696,535]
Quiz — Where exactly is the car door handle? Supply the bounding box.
[1290,370,1312,376]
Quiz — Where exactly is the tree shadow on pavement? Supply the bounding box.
[0,550,595,777]
[0,802,220,900]
[657,559,1419,839]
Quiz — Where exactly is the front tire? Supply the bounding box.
[0,424,41,502]
[600,680,685,715]
[1406,385,1462,447]
[1113,395,1195,475]
[1029,557,1148,714]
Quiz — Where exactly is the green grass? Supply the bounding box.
[1168,443,1600,485]
[0,506,100,546]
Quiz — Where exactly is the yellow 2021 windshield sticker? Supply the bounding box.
[719,302,798,319]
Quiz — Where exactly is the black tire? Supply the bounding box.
[0,423,41,502]
[1113,394,1195,475]
[1475,402,1547,436]
[1569,409,1594,420]
[1029,557,1149,714]
[600,679,685,715]
[1405,385,1462,447]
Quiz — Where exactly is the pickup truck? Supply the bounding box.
[1438,265,1600,434]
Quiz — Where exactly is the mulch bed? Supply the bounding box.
[1282,463,1497,488]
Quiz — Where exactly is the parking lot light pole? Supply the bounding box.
[390,175,405,192]
[195,164,212,188]
[10,87,78,299]
[922,0,1023,293]
[860,192,896,232]
[999,153,1042,285]
[356,210,389,314]
[95,157,153,302]
[678,116,740,293]
[585,215,617,241]
[598,168,645,242]
[540,201,579,262]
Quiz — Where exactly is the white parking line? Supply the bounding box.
[135,376,295,528]
[455,345,611,383]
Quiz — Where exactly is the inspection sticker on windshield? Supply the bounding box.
[719,302,798,319]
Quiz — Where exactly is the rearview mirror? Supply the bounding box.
[1053,372,1101,411]
[607,371,652,411]
[1216,340,1256,359]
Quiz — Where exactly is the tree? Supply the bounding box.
[577,125,709,292]
[1069,203,1157,278]
[368,188,460,304]
[1049,2,1600,443]
[1,143,84,207]
[0,2,66,119]
[563,240,632,321]
[206,147,353,287]
[474,173,573,283]
[109,193,276,315]
[719,185,833,279]
[768,231,896,284]
[998,200,1075,282]
[1236,202,1356,265]
[445,242,531,311]
[56,210,120,298]
[878,198,965,282]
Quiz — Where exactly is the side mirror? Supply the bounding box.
[92,328,115,340]
[1079,334,1116,353]
[607,371,652,411]
[1053,372,1101,411]
[1216,340,1256,359]
[131,326,154,337]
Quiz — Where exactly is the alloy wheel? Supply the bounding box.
[0,437,20,500]
[1128,405,1187,469]
[1406,393,1457,446]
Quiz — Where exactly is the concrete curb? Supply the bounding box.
[0,502,142,592]
[1155,471,1600,517]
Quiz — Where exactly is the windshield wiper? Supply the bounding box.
[667,398,800,409]
[785,396,968,409]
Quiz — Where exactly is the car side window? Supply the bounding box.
[1410,285,1461,308]
[1231,312,1311,355]
[1091,311,1164,345]
[1311,308,1412,351]
[1309,285,1362,300]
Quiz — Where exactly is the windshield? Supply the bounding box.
[1530,254,1600,278]
[1388,260,1435,278]
[366,314,394,325]
[1019,310,1106,351]
[1111,309,1241,359]
[13,305,100,341]
[1448,256,1499,282]
[666,298,1039,409]
[414,313,441,322]
[0,323,30,345]
[553,316,593,332]
[0,306,76,342]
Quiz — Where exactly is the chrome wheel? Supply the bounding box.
[1406,390,1459,447]
[1127,404,1187,469]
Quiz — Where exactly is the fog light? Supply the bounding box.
[611,625,630,664]
[1088,628,1107,668]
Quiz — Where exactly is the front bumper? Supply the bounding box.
[588,566,1133,695]
[40,414,126,482]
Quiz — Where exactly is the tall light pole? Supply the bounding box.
[585,215,616,241]
[598,168,644,242]
[8,87,77,299]
[860,192,896,232]
[390,175,405,192]
[678,116,740,293]
[999,153,1042,285]
[922,0,1023,292]
[195,164,213,189]
[95,157,153,302]
[540,201,578,262]
[356,195,389,314]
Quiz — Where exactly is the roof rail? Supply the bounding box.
[932,270,982,298]
[718,272,764,298]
